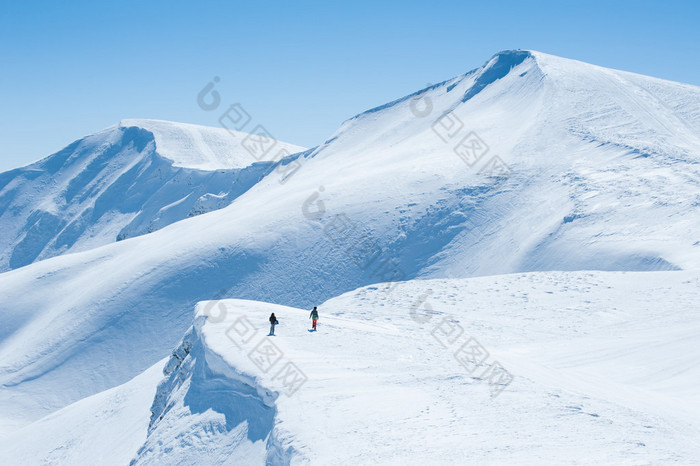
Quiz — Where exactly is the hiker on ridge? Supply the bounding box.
[309,307,319,331]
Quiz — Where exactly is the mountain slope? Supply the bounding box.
[3,270,699,464]
[0,50,699,433]
[0,119,306,271]
[0,360,164,465]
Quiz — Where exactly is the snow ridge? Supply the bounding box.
[133,313,293,465]
[119,119,305,171]
[0,122,306,271]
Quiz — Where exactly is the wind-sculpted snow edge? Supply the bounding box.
[132,305,297,465]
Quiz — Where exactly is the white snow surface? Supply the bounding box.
[0,359,165,465]
[3,271,699,464]
[0,50,699,464]
[0,119,306,271]
[119,119,306,171]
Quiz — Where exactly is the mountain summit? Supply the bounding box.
[0,120,306,270]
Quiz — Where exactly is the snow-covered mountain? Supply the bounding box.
[0,119,306,271]
[0,50,699,464]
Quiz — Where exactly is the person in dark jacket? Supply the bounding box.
[269,313,278,336]
[309,307,318,331]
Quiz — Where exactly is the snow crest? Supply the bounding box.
[133,311,293,465]
[119,119,306,171]
[0,121,306,271]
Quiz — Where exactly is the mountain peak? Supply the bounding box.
[461,50,534,102]
[487,49,534,63]
[116,118,306,171]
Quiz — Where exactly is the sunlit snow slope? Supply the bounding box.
[0,50,698,443]
[2,271,698,464]
[0,119,306,271]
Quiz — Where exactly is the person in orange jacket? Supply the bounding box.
[309,307,318,331]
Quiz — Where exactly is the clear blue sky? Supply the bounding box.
[1,0,698,172]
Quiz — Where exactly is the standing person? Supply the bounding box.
[309,306,319,331]
[269,312,278,336]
